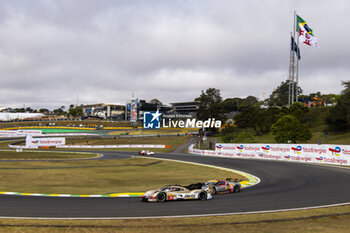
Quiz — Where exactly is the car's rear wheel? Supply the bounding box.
[156,192,167,202]
[233,185,241,193]
[198,192,207,200]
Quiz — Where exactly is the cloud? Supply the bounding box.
[0,0,349,109]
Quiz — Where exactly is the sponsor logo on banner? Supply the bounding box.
[26,137,65,148]
[236,145,243,156]
[284,155,291,159]
[329,147,341,156]
[216,144,222,155]
[258,153,264,157]
[262,145,270,153]
[291,145,302,154]
[17,130,42,136]
[316,156,324,162]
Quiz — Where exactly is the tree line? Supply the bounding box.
[195,81,350,143]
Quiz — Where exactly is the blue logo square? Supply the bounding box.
[143,110,161,129]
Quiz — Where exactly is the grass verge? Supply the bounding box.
[0,157,247,195]
[0,150,98,160]
[0,205,349,232]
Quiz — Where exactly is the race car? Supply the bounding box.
[204,178,241,195]
[138,150,154,155]
[141,184,212,202]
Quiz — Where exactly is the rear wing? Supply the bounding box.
[226,178,243,183]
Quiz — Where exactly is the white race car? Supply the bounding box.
[138,150,154,155]
[141,184,212,202]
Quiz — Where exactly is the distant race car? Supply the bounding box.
[141,183,212,202]
[138,150,154,155]
[205,178,241,195]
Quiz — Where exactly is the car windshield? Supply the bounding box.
[160,186,170,191]
[205,181,217,185]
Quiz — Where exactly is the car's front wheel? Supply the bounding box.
[233,185,241,193]
[156,192,167,202]
[198,192,207,200]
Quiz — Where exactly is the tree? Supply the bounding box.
[288,102,309,123]
[240,96,260,109]
[25,107,34,113]
[53,107,66,115]
[14,108,25,113]
[233,106,259,132]
[222,98,242,112]
[220,125,239,142]
[195,88,225,121]
[150,98,163,106]
[271,115,312,143]
[39,108,49,113]
[326,81,350,131]
[68,107,83,117]
[255,107,282,134]
[268,80,302,107]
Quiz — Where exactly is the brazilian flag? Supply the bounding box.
[296,15,314,36]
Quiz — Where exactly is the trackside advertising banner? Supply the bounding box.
[26,136,65,148]
[188,144,216,156]
[0,130,42,137]
[190,143,350,166]
[57,144,167,149]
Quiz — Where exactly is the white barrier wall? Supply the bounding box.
[0,130,42,137]
[189,143,349,166]
[56,144,167,149]
[188,144,216,156]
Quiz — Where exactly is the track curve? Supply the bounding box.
[1,152,350,218]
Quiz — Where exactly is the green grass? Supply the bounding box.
[0,205,349,232]
[0,157,247,194]
[0,150,98,160]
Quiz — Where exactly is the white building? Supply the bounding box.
[0,112,45,121]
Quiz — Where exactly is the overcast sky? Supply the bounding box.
[0,0,349,109]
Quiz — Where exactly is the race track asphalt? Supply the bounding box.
[1,151,350,218]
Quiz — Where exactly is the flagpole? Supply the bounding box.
[291,11,296,105]
[295,13,300,103]
[288,32,292,108]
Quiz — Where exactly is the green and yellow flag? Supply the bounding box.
[296,15,314,36]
